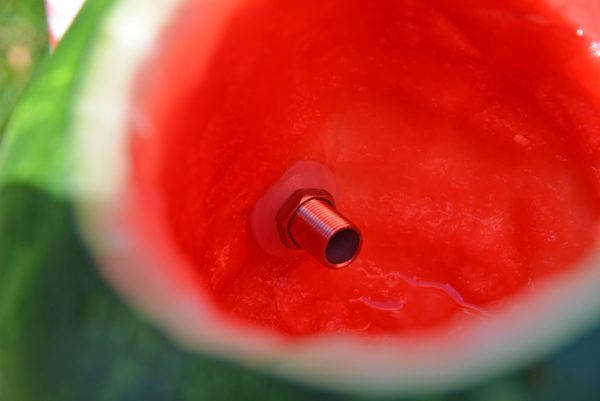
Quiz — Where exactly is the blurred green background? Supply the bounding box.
[0,0,48,131]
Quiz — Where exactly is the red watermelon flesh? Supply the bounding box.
[129,0,600,336]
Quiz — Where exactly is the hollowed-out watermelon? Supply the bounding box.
[3,0,600,399]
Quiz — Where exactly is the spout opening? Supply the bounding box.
[326,228,361,267]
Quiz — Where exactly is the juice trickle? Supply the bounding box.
[132,0,600,336]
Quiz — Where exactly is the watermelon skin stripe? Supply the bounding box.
[1,0,600,399]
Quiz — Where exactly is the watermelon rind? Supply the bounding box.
[2,0,600,399]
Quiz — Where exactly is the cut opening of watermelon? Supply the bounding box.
[72,0,600,394]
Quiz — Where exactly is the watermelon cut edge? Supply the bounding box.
[70,0,600,395]
[2,0,600,399]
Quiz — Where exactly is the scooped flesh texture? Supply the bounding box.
[130,0,600,337]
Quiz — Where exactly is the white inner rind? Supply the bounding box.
[72,0,600,395]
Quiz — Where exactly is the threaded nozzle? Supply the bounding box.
[287,197,362,269]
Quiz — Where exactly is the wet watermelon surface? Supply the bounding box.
[131,0,600,336]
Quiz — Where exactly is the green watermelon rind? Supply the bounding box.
[71,0,600,394]
[1,0,600,399]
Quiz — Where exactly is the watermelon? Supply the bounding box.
[3,0,600,399]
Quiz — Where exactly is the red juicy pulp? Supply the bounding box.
[130,0,600,336]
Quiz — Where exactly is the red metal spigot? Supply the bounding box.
[277,189,362,269]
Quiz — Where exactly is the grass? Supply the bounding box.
[0,0,48,131]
